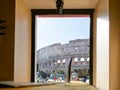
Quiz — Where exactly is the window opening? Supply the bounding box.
[34,15,91,84]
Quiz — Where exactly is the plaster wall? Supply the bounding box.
[95,0,109,90]
[0,0,15,81]
[109,0,120,90]
[14,0,31,82]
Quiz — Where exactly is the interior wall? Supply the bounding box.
[95,0,109,90]
[0,0,15,81]
[14,0,31,82]
[109,0,120,90]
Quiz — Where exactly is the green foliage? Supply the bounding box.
[56,69,65,74]
[39,71,50,78]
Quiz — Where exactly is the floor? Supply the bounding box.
[0,82,98,90]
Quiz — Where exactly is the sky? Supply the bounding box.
[36,16,90,50]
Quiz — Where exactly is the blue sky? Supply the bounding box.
[36,17,90,50]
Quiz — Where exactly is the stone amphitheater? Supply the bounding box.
[37,39,90,75]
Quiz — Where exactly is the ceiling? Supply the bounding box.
[21,0,99,9]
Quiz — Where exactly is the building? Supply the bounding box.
[37,39,89,74]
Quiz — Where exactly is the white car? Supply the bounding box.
[85,79,89,84]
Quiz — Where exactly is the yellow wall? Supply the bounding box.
[0,0,15,81]
[14,0,31,82]
[109,0,120,90]
[0,0,31,82]
[94,0,109,90]
[95,0,120,90]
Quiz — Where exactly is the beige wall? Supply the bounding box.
[95,0,120,90]
[109,0,120,90]
[0,0,15,81]
[14,0,31,82]
[94,0,109,90]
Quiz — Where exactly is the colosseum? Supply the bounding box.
[37,39,90,76]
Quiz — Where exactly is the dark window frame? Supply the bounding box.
[31,9,94,85]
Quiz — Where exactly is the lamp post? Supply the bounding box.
[56,0,64,14]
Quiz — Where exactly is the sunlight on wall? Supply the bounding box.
[96,18,109,90]
[14,0,31,82]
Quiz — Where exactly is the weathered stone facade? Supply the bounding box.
[37,39,90,74]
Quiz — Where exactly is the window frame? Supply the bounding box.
[31,9,94,85]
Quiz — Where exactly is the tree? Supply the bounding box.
[56,69,65,74]
[40,71,50,78]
